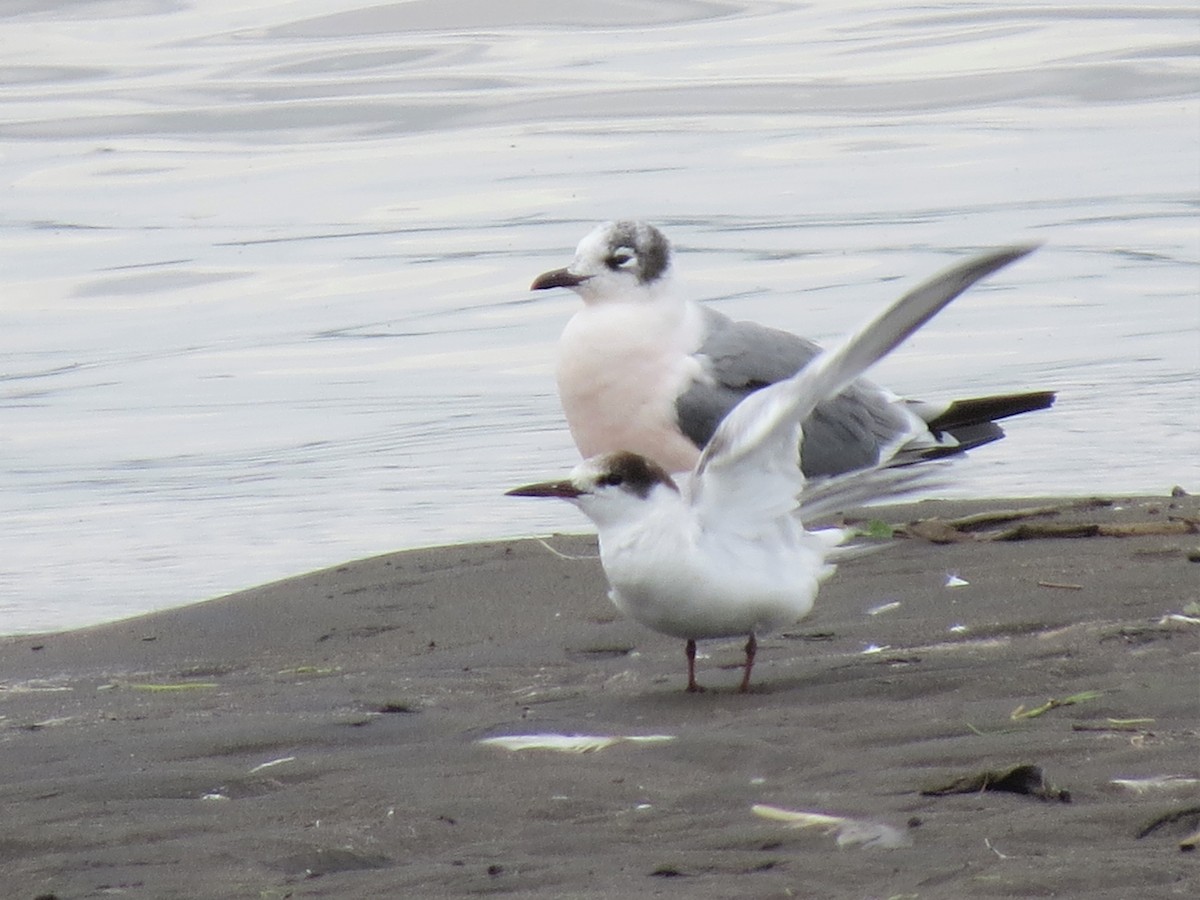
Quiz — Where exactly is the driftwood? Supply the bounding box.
[899,499,1199,544]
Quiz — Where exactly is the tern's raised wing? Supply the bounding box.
[676,306,920,477]
[689,245,1039,526]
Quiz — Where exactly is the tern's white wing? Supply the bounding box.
[676,305,926,476]
[689,245,1038,527]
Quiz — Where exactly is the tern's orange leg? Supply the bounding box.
[685,639,705,693]
[737,634,757,693]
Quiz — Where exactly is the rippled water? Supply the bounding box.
[2,1,1197,633]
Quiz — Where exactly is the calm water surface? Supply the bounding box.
[2,1,1197,632]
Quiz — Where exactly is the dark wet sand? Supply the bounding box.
[2,495,1197,899]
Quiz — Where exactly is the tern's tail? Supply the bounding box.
[802,464,949,566]
[799,462,949,525]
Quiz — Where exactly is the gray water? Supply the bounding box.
[2,1,1197,634]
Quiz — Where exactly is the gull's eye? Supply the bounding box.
[599,471,624,487]
[605,251,633,271]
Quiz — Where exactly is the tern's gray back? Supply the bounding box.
[676,306,914,477]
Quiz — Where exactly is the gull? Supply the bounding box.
[509,245,1036,692]
[532,221,1054,477]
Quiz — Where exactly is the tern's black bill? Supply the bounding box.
[505,480,584,499]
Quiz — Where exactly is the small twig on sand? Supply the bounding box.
[535,538,599,561]
[985,837,1010,859]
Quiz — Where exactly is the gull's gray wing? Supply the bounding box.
[676,305,917,477]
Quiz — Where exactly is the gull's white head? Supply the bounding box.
[506,450,680,528]
[530,220,673,305]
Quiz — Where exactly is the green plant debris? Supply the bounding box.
[964,722,1019,737]
[857,519,895,540]
[277,665,339,676]
[124,681,218,692]
[1010,690,1103,720]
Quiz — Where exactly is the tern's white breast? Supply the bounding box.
[598,510,832,641]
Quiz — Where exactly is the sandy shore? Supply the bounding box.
[1,495,1197,899]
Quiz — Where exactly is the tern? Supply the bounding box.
[532,221,1054,477]
[509,244,1037,692]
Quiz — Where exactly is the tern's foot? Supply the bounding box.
[685,681,706,693]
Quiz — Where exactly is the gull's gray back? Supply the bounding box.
[676,306,915,477]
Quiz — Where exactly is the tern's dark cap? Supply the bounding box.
[592,451,679,499]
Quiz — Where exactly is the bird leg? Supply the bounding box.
[685,639,705,693]
[737,633,757,693]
